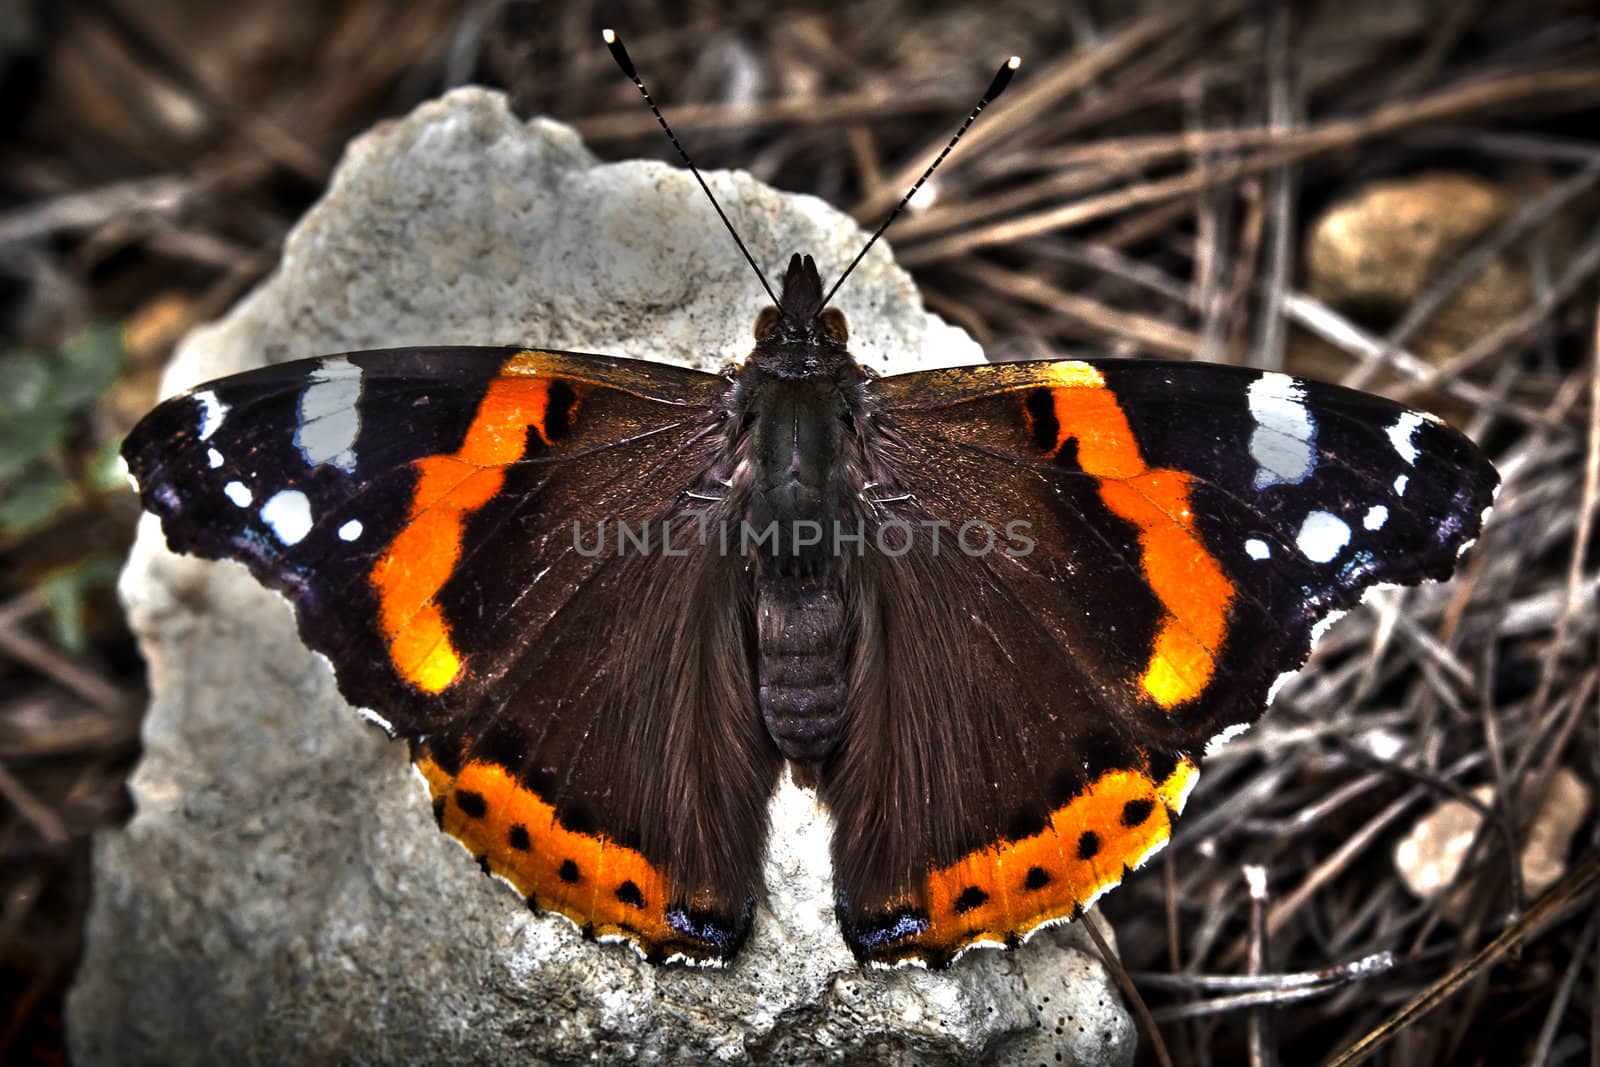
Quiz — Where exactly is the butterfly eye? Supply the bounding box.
[753,306,780,340]
[820,308,849,344]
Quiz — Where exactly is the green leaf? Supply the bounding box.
[0,321,124,419]
[38,553,124,654]
[0,464,75,535]
[0,348,52,412]
[0,408,70,483]
[55,322,126,412]
[0,322,127,526]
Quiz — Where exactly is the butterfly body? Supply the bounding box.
[124,247,1497,969]
[732,257,876,769]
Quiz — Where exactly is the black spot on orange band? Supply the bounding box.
[413,750,737,963]
[1024,388,1060,452]
[866,758,1200,967]
[954,887,990,914]
[543,379,578,440]
[1122,798,1154,827]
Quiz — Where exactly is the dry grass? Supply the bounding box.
[1,1,1596,1063]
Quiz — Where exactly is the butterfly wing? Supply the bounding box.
[124,347,781,964]
[822,358,1497,966]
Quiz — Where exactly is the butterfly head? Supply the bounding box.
[750,254,851,378]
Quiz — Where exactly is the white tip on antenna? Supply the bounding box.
[819,54,1023,310]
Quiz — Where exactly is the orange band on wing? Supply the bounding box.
[1029,362,1234,707]
[415,752,681,951]
[369,354,575,693]
[910,758,1198,964]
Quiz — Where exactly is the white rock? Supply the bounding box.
[70,88,1133,1065]
[1393,767,1591,921]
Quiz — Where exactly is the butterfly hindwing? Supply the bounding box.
[413,519,780,963]
[818,358,1497,966]
[822,535,1201,967]
[124,346,781,964]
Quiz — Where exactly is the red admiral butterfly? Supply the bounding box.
[121,33,1498,968]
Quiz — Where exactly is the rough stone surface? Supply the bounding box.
[70,88,1136,1066]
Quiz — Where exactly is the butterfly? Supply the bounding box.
[120,35,1499,970]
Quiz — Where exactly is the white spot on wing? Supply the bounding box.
[295,357,364,472]
[1296,510,1351,563]
[1364,504,1389,530]
[1387,411,1425,465]
[261,489,313,545]
[1394,473,1410,496]
[1245,537,1271,560]
[223,480,252,507]
[1458,497,1495,559]
[338,519,364,542]
[1247,373,1317,488]
[194,390,228,441]
[207,447,224,469]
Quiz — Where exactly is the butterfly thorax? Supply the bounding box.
[735,254,867,573]
[734,254,868,763]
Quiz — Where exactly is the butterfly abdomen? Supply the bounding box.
[756,575,848,761]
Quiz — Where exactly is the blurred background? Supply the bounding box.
[1,0,1597,1063]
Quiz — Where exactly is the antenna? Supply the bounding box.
[603,29,781,308]
[819,56,1021,311]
